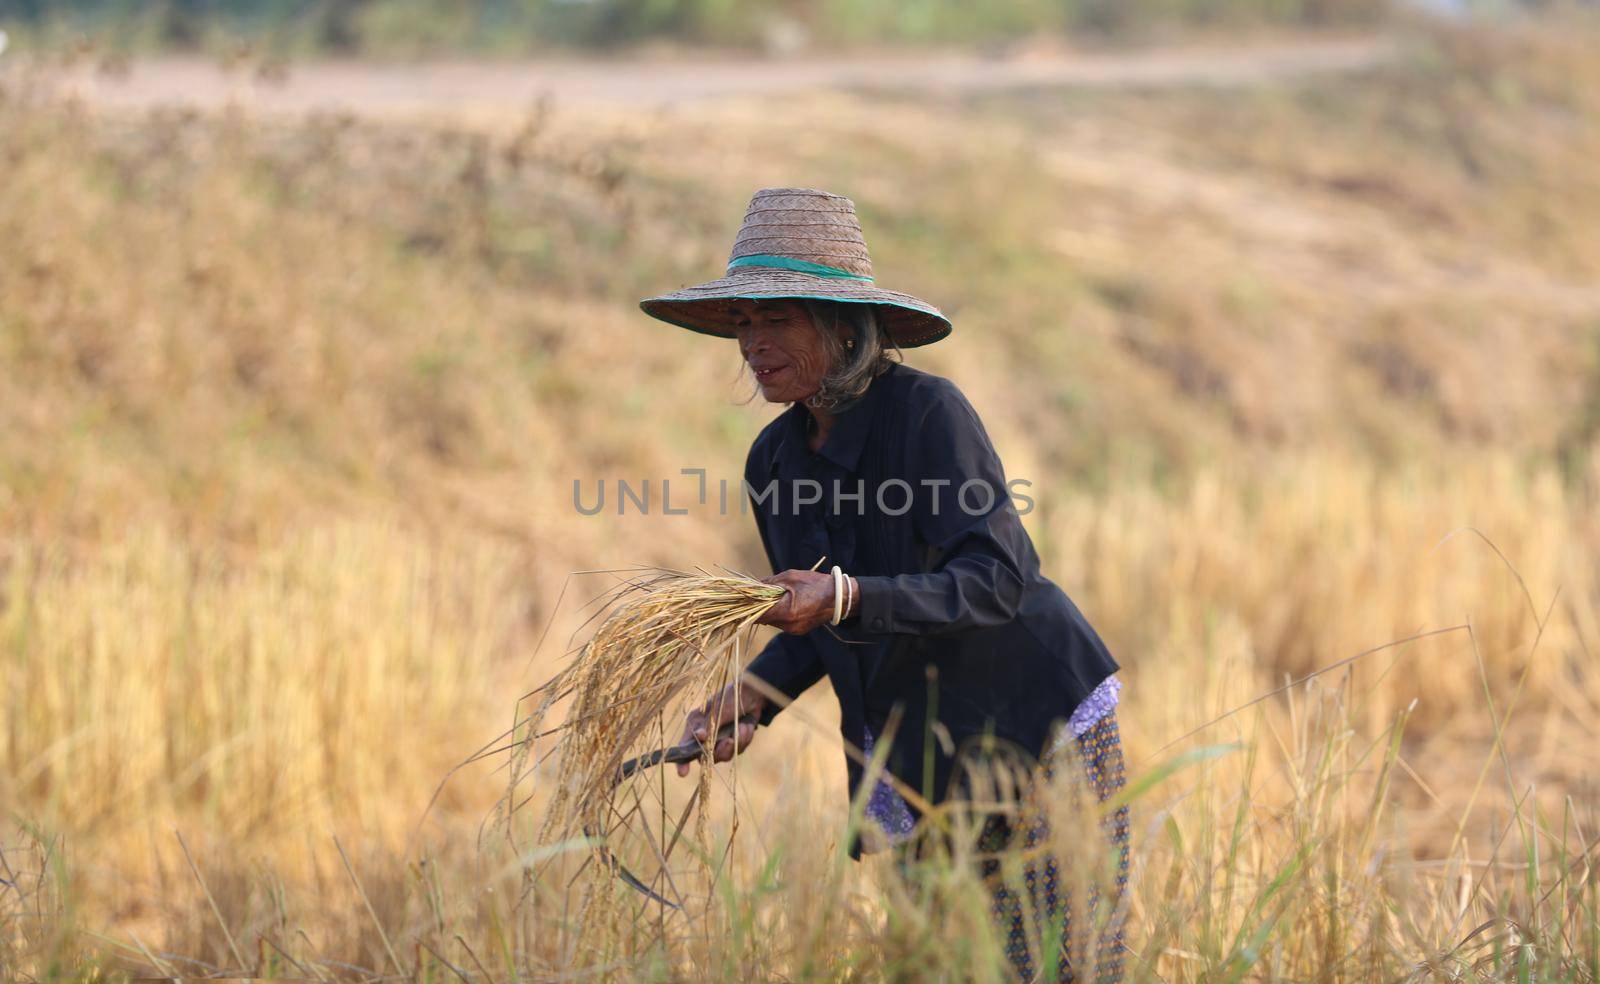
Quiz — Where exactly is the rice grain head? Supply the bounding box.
[515,568,785,847]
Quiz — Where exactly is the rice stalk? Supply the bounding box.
[511,567,784,863]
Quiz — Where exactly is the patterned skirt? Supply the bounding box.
[896,711,1131,983]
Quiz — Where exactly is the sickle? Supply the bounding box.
[585,717,756,909]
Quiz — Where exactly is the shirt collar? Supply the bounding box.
[769,364,895,476]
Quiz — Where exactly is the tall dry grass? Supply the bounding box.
[0,526,529,884]
[3,455,1596,978]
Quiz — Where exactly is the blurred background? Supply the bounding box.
[2,0,1599,979]
[0,0,1400,54]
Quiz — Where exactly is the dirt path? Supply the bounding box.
[9,37,1394,120]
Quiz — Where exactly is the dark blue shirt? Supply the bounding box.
[742,361,1119,849]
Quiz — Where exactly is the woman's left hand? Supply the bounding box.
[759,569,842,635]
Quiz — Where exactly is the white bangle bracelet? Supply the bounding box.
[830,565,845,626]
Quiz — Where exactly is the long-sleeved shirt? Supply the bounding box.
[742,361,1121,857]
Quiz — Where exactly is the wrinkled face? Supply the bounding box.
[730,298,836,404]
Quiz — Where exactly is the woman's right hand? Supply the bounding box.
[675,680,768,777]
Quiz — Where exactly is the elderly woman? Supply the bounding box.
[640,188,1128,982]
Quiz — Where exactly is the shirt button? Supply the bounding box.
[871,617,885,631]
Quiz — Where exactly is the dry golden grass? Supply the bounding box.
[3,17,1600,981]
[4,457,1595,979]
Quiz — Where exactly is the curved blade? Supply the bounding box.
[587,716,757,910]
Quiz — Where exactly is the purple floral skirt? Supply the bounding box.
[866,677,1130,982]
[861,675,1123,844]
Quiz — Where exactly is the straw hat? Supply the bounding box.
[639,188,951,348]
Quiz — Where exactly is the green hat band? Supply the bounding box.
[727,254,875,282]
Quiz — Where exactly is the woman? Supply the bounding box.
[640,188,1129,982]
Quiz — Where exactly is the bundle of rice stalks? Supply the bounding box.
[512,567,785,860]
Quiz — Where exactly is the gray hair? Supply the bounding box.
[801,300,898,412]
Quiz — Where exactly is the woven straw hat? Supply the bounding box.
[640,188,951,348]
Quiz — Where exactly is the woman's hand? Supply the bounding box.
[758,569,855,635]
[675,681,768,777]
